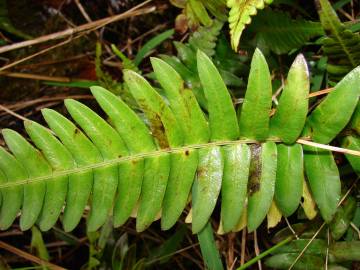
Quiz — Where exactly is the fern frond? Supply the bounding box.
[316,0,360,77]
[0,49,360,235]
[189,20,224,56]
[247,10,324,54]
[227,0,273,51]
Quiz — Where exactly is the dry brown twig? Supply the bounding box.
[253,231,262,270]
[241,228,247,266]
[2,95,93,109]
[0,104,31,122]
[0,71,72,82]
[0,0,155,54]
[0,34,85,72]
[297,139,360,156]
[0,240,66,270]
[308,87,333,98]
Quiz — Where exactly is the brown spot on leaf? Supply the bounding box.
[248,144,262,195]
[149,113,168,148]
[73,128,81,137]
[197,167,206,178]
[249,182,260,195]
[137,99,169,149]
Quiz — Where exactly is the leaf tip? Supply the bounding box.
[293,54,307,67]
[89,85,106,94]
[196,49,208,61]
[150,56,165,70]
[23,119,33,129]
[1,128,13,138]
[123,69,142,83]
[63,98,75,107]
[253,48,266,60]
[41,108,58,123]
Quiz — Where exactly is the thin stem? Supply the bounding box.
[253,231,262,270]
[236,236,293,270]
[1,137,360,189]
[0,240,65,270]
[288,222,326,269]
[0,2,154,54]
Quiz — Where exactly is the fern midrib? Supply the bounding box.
[0,137,306,189]
[1,136,355,189]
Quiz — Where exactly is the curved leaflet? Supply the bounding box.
[2,129,49,231]
[271,54,309,144]
[91,86,166,232]
[341,135,360,174]
[124,71,174,232]
[0,147,25,230]
[247,141,277,232]
[192,146,223,233]
[197,50,239,141]
[24,121,70,231]
[65,99,129,232]
[307,66,360,144]
[274,144,303,217]
[239,48,272,141]
[193,50,239,233]
[220,143,250,232]
[303,145,340,222]
[42,109,96,231]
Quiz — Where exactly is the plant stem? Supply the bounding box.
[236,236,293,270]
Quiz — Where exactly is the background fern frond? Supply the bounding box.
[189,20,224,56]
[246,9,324,54]
[316,0,360,78]
[227,0,273,51]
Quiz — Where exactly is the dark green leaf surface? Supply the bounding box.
[239,48,272,141]
[275,144,303,217]
[303,145,340,222]
[192,146,223,233]
[271,54,309,144]
[307,66,360,144]
[247,142,277,232]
